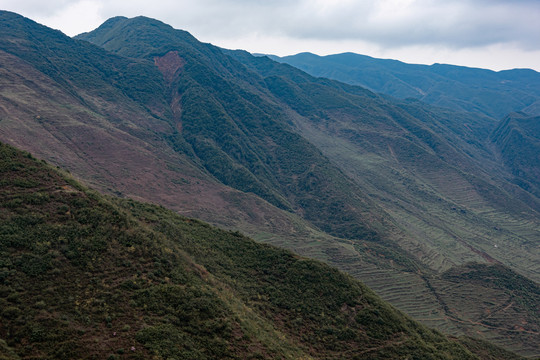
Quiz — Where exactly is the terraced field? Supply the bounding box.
[432,269,539,358]
[291,111,539,275]
[252,217,540,357]
[278,105,540,355]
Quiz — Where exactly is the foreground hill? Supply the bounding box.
[1,141,519,359]
[269,52,540,119]
[0,11,538,356]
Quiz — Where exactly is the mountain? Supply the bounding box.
[0,11,311,243]
[0,11,538,356]
[1,141,521,359]
[268,52,540,119]
[75,16,390,242]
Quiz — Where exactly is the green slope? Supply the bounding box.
[228,49,540,275]
[0,141,506,359]
[269,52,540,119]
[229,52,540,356]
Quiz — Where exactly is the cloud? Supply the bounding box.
[1,0,103,35]
[41,1,103,36]
[90,0,538,50]
[1,0,73,17]
[206,0,540,50]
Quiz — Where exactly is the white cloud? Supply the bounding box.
[39,0,103,36]
[271,0,540,49]
[0,0,73,17]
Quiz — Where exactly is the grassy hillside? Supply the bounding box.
[227,51,540,356]
[80,17,539,284]
[270,52,540,119]
[0,141,508,359]
[229,49,540,275]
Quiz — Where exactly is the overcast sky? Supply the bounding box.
[2,0,540,71]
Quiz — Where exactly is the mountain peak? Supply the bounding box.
[75,15,204,60]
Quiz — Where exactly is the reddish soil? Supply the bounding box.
[154,51,186,83]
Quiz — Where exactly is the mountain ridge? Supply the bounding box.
[268,52,540,119]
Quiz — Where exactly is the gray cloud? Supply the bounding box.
[196,0,540,50]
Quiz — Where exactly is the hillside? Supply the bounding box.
[225,52,540,356]
[0,141,516,359]
[269,52,540,119]
[0,11,538,356]
[0,10,319,246]
[76,16,389,242]
[78,15,540,279]
[225,50,540,269]
[490,113,540,197]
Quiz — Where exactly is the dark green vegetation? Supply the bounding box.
[269,52,540,199]
[0,11,538,357]
[0,141,508,359]
[269,52,540,119]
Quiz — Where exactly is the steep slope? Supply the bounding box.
[76,16,386,242]
[228,50,540,275]
[0,12,538,356]
[80,16,539,281]
[0,10,327,247]
[490,113,540,197]
[269,52,540,119]
[1,11,393,291]
[0,141,507,360]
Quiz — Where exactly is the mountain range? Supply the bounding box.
[268,52,540,119]
[268,52,540,198]
[0,11,538,358]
